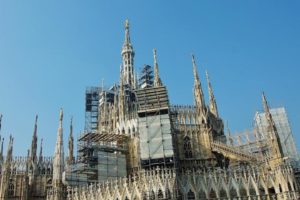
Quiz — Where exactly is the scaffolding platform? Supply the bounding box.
[78,132,128,143]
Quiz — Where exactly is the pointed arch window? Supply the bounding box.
[183,136,193,158]
[157,189,164,199]
[8,183,14,196]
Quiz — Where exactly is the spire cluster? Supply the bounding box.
[191,55,207,115]
[190,54,220,119]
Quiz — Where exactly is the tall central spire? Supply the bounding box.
[52,108,65,187]
[121,19,135,88]
[192,55,206,113]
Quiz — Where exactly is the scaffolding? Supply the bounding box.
[74,131,128,184]
[254,107,300,165]
[139,65,153,89]
[85,87,102,132]
[135,86,176,169]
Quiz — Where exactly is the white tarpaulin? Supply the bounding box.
[139,114,174,160]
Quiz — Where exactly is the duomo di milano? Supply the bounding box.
[0,20,299,200]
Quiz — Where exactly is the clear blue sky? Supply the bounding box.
[0,1,299,156]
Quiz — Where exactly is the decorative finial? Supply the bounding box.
[192,54,196,65]
[10,135,13,143]
[262,92,268,112]
[60,108,64,122]
[125,19,129,29]
[35,114,38,124]
[192,54,198,80]
[205,70,219,117]
[153,49,157,63]
[205,70,209,81]
[0,114,2,131]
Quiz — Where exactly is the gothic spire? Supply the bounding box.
[153,49,163,87]
[0,135,13,197]
[133,71,138,89]
[262,92,284,159]
[68,117,74,165]
[206,70,219,117]
[39,138,43,163]
[113,85,118,130]
[5,135,13,169]
[30,115,38,163]
[119,68,126,121]
[26,149,30,174]
[226,121,234,146]
[0,137,3,163]
[121,19,135,87]
[0,115,2,163]
[0,114,2,132]
[124,19,131,45]
[52,108,65,186]
[192,54,206,113]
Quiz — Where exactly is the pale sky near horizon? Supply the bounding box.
[0,1,300,156]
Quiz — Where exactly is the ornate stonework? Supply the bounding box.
[1,20,299,200]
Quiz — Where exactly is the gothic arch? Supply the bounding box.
[121,187,131,200]
[229,187,238,199]
[279,183,283,193]
[165,188,172,199]
[149,190,155,200]
[239,185,247,198]
[198,189,206,199]
[267,177,278,194]
[141,192,147,200]
[207,181,219,199]
[183,136,193,159]
[248,177,259,197]
[219,188,228,199]
[257,179,268,196]
[187,189,196,200]
[131,185,142,200]
[248,184,257,197]
[287,181,293,191]
[8,182,14,196]
[157,189,164,199]
[113,189,121,200]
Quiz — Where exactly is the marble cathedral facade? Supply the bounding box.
[0,20,299,200]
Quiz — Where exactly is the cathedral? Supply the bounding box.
[0,20,299,200]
